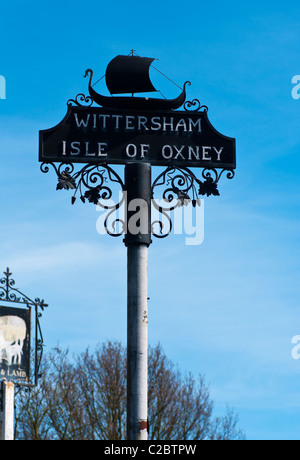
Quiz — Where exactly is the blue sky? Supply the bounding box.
[1,0,300,440]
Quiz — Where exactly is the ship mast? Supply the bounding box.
[131,49,135,97]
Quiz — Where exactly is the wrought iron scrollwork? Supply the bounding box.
[0,268,47,309]
[67,93,93,107]
[184,99,208,112]
[41,162,126,237]
[41,162,234,240]
[151,166,235,238]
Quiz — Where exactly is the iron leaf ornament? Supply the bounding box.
[56,171,76,191]
[198,177,220,197]
[84,187,102,205]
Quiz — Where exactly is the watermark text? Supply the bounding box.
[291,75,300,100]
[96,193,204,246]
[291,335,300,359]
[0,75,6,99]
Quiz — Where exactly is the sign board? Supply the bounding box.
[39,106,236,169]
[0,306,31,382]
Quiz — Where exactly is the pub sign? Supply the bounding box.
[0,306,31,382]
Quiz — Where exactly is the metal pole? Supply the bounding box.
[127,243,148,439]
[0,381,14,440]
[125,163,151,440]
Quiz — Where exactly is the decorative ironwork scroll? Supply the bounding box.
[41,162,126,237]
[151,166,234,238]
[66,93,209,113]
[0,268,48,387]
[184,98,208,112]
[41,161,234,240]
[67,93,93,107]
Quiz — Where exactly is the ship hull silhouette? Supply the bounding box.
[85,55,190,111]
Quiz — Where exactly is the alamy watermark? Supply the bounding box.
[291,75,300,100]
[0,75,6,99]
[95,193,204,246]
[291,335,300,360]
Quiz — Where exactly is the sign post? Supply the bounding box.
[125,163,151,439]
[39,52,236,440]
[0,381,14,440]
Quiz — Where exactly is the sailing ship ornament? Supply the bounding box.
[84,54,191,111]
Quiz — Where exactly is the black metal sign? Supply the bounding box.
[0,306,31,382]
[39,106,236,169]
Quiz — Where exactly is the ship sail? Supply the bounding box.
[105,55,157,94]
[84,53,190,111]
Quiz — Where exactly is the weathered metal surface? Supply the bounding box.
[127,240,148,440]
